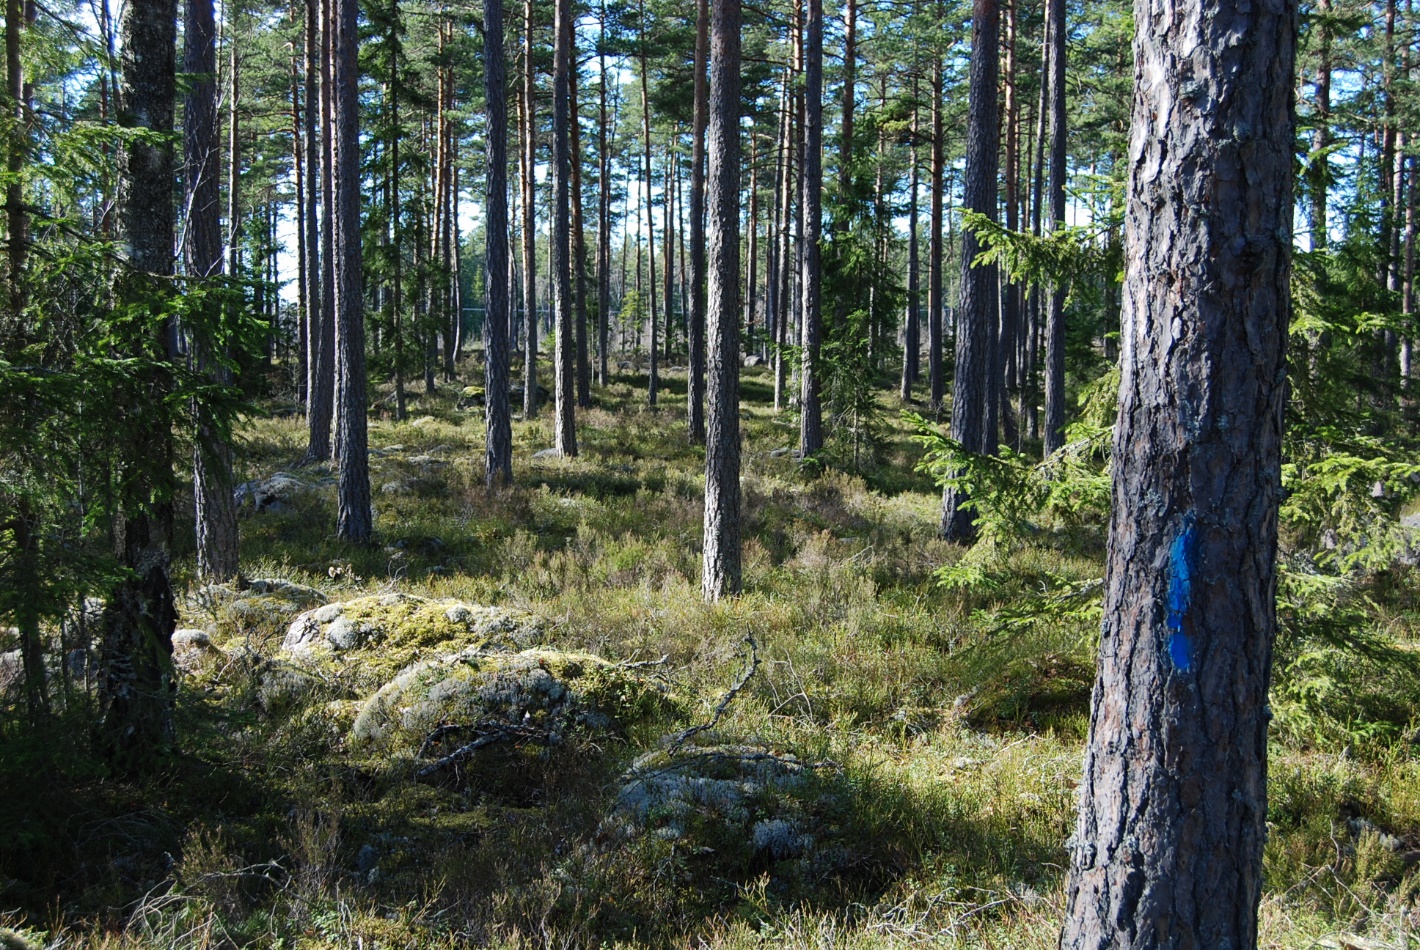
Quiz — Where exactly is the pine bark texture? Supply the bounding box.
[101,0,179,772]
[927,62,944,412]
[186,0,238,582]
[484,0,513,487]
[1060,0,1295,943]
[521,0,538,418]
[702,0,741,602]
[332,0,370,543]
[941,0,999,541]
[551,0,577,457]
[797,0,822,457]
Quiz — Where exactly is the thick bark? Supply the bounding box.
[940,0,999,541]
[521,0,539,418]
[551,0,578,456]
[1043,0,1067,455]
[1059,0,1294,942]
[101,0,179,773]
[332,0,371,543]
[313,0,337,459]
[187,0,238,582]
[484,0,512,486]
[703,0,741,602]
[798,0,823,457]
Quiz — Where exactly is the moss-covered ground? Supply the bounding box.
[2,364,1418,948]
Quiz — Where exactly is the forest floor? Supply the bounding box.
[3,363,1420,948]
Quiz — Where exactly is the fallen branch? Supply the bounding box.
[414,722,550,779]
[669,634,759,752]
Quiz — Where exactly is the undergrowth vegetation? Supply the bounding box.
[2,362,1419,948]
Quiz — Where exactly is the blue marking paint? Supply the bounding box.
[1166,517,1197,672]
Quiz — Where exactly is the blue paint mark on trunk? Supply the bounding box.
[1167,517,1196,672]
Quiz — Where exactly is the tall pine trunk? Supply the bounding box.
[551,0,578,456]
[1042,0,1067,455]
[702,0,741,601]
[520,0,539,418]
[1060,0,1294,942]
[101,0,179,773]
[940,0,999,541]
[485,0,512,486]
[797,0,823,456]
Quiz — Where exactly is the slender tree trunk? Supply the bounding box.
[685,0,709,438]
[663,136,676,362]
[571,65,591,408]
[333,0,371,543]
[940,0,999,541]
[225,15,239,280]
[901,83,920,402]
[1042,0,1067,454]
[101,0,180,773]
[703,0,741,601]
[597,2,612,386]
[999,0,1020,447]
[1026,39,1046,441]
[798,0,823,457]
[928,55,945,412]
[746,131,759,353]
[485,0,512,486]
[1060,0,1294,940]
[639,1,659,407]
[552,0,578,456]
[1310,0,1330,249]
[317,0,338,458]
[521,0,539,417]
[772,66,793,412]
[303,0,331,460]
[187,0,238,582]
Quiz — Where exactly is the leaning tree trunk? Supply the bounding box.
[1059,0,1295,943]
[940,0,999,541]
[101,0,179,774]
[332,0,370,543]
[484,0,512,487]
[551,0,578,456]
[186,0,238,582]
[702,0,741,602]
[797,0,823,457]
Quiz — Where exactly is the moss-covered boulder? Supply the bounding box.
[199,578,329,649]
[349,649,677,796]
[592,740,847,894]
[281,594,543,689]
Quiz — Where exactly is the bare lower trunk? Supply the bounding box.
[702,0,741,601]
[1060,0,1294,942]
[551,0,577,456]
[1042,0,1067,455]
[484,0,512,487]
[797,0,822,457]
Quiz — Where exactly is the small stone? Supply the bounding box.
[411,416,436,427]
[356,843,379,874]
[532,448,560,459]
[314,603,345,624]
[445,604,473,624]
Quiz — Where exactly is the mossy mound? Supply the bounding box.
[199,578,329,648]
[349,649,677,795]
[281,594,542,690]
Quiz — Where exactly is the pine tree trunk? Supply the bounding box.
[521,0,539,418]
[187,0,238,582]
[552,0,578,456]
[940,0,999,541]
[686,0,709,437]
[1043,0,1067,455]
[638,3,659,408]
[1060,0,1294,942]
[101,0,179,773]
[597,0,612,387]
[303,0,332,461]
[927,56,945,413]
[571,65,591,408]
[485,0,512,486]
[703,0,741,601]
[772,66,793,412]
[332,0,370,543]
[1310,0,1330,249]
[797,0,823,457]
[901,83,920,403]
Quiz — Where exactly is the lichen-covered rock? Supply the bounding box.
[199,578,329,648]
[257,659,325,713]
[233,473,310,514]
[349,649,673,761]
[173,628,223,675]
[596,740,845,888]
[280,594,544,689]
